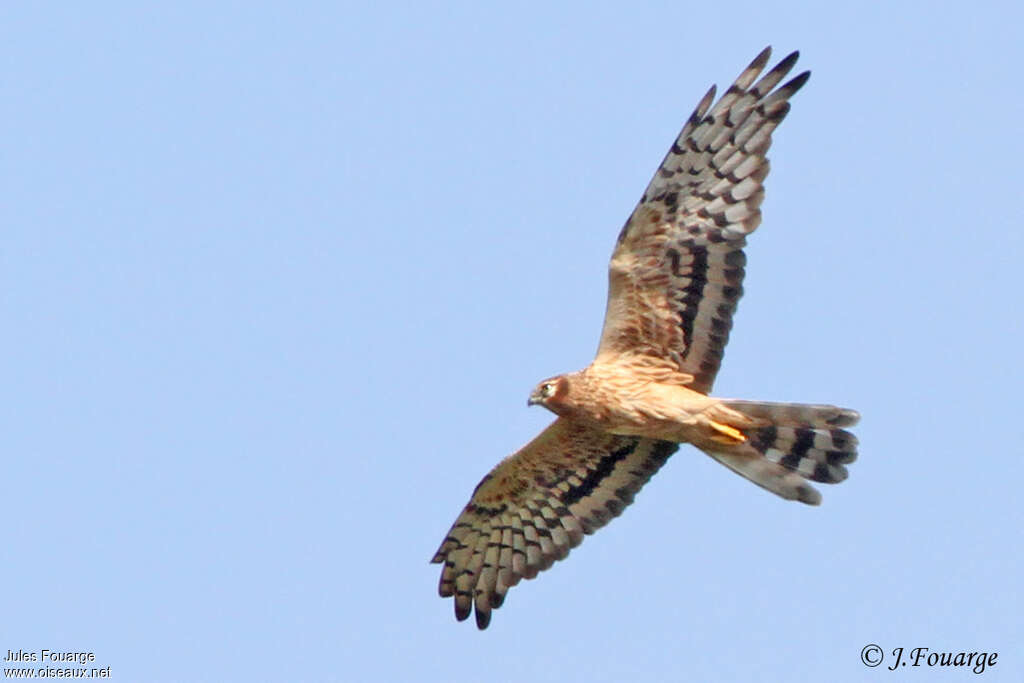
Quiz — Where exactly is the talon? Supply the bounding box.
[708,420,746,444]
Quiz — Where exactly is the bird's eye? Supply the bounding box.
[543,382,555,396]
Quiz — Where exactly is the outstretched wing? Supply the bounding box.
[431,418,677,629]
[596,47,809,394]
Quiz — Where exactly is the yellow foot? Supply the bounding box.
[708,420,747,445]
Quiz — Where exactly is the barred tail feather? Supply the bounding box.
[702,449,824,504]
[720,399,860,428]
[703,400,860,505]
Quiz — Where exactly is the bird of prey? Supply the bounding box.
[431,47,859,629]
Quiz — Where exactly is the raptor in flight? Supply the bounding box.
[432,47,859,629]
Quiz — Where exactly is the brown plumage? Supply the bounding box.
[432,47,859,629]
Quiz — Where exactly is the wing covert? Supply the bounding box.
[596,47,809,393]
[430,418,677,629]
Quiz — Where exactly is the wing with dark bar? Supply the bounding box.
[596,47,809,394]
[431,418,677,629]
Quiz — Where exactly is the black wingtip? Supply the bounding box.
[783,70,811,95]
[766,50,800,80]
[752,46,773,68]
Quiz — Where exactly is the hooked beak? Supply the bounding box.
[527,393,541,407]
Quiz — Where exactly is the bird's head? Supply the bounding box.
[527,375,570,414]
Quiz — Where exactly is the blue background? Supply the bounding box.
[4,2,1021,681]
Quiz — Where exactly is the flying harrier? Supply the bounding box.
[431,48,859,629]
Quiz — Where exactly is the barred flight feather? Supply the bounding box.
[598,47,810,394]
[431,418,677,629]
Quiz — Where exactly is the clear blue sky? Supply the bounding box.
[4,2,1022,681]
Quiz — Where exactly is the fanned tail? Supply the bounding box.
[702,400,859,505]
